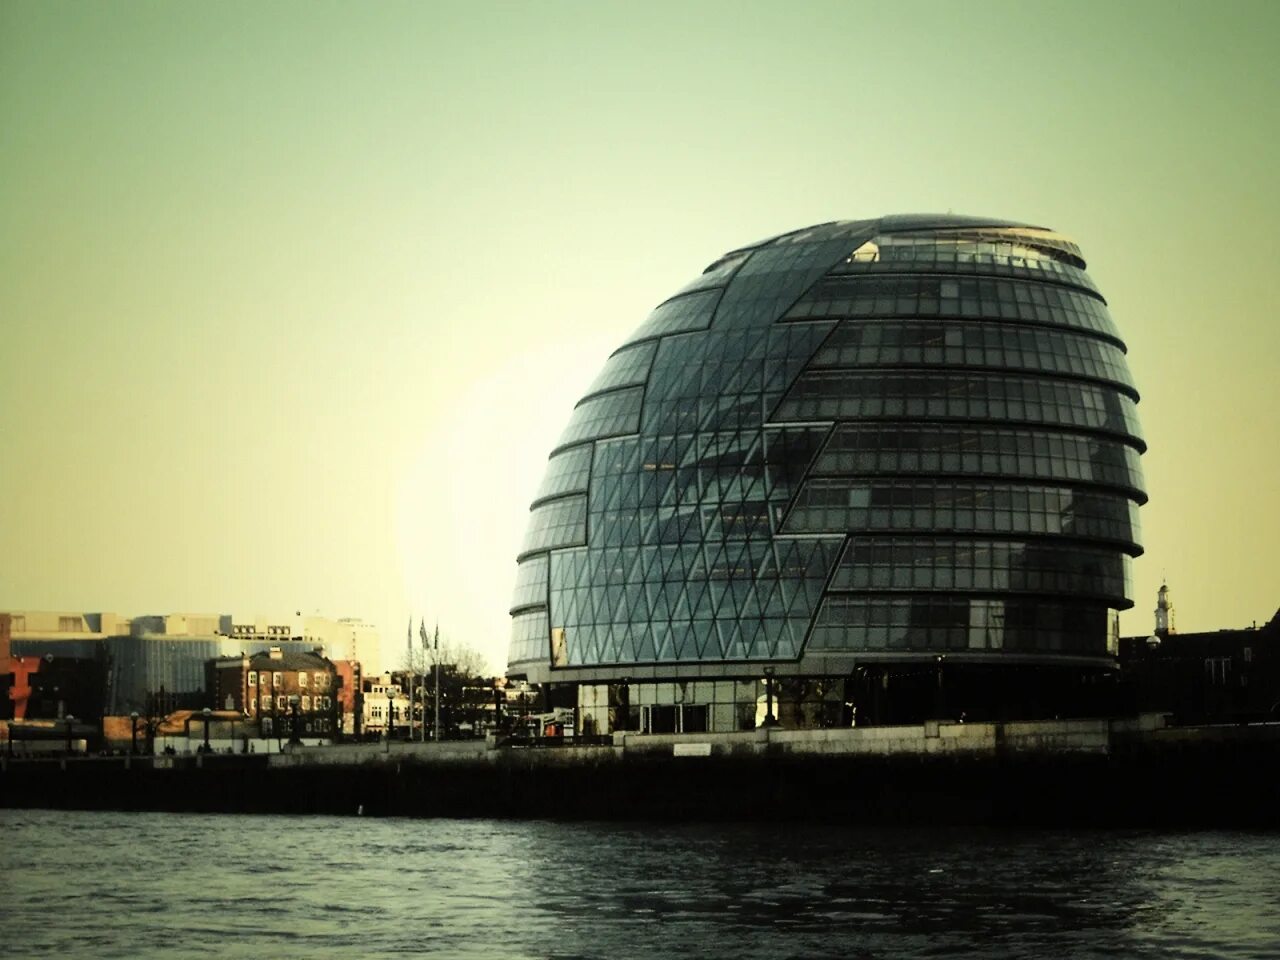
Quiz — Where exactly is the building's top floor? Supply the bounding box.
[363,673,407,698]
[1,609,379,649]
[2,610,134,638]
[212,646,336,673]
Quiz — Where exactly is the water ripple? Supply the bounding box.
[3,811,1280,958]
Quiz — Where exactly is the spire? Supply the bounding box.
[1155,580,1174,636]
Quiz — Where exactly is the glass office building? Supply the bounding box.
[509,216,1144,730]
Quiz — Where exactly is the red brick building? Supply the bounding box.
[333,660,363,736]
[209,646,340,738]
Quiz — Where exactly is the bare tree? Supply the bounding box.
[397,629,492,739]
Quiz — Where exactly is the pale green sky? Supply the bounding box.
[2,1,1277,672]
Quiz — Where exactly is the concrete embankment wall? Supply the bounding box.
[4,716,1279,826]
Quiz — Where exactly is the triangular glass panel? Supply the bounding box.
[719,621,747,660]
[634,627,656,662]
[654,626,675,662]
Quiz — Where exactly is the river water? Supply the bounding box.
[3,809,1279,959]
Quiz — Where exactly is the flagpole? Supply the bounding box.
[433,622,441,743]
[417,618,427,742]
[405,619,413,743]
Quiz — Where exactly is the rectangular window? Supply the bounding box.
[298,672,309,687]
[301,695,311,711]
[273,672,283,688]
[248,671,257,686]
[680,704,709,733]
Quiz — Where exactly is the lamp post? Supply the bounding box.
[618,677,630,732]
[201,707,212,754]
[130,711,139,755]
[289,696,303,746]
[935,655,946,720]
[763,667,777,727]
[387,690,395,742]
[64,714,76,755]
[433,657,441,743]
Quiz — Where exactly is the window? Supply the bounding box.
[298,672,308,687]
[681,705,709,733]
[301,695,311,711]
[261,695,272,710]
[273,672,283,688]
[248,671,257,686]
[1205,658,1231,685]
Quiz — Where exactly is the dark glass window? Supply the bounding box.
[810,424,1145,498]
[520,496,588,557]
[584,341,658,398]
[809,320,1136,395]
[533,444,594,503]
[510,555,550,613]
[556,387,644,449]
[622,289,722,345]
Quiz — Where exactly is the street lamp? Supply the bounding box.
[130,711,139,755]
[387,690,395,741]
[763,667,777,727]
[289,696,303,746]
[618,677,630,732]
[64,714,76,755]
[201,707,212,754]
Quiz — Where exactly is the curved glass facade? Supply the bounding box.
[509,215,1145,726]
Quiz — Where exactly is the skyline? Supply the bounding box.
[2,1,1278,673]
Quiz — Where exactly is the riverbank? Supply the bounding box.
[4,715,1278,826]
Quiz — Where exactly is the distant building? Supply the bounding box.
[2,609,373,725]
[1120,598,1280,724]
[208,646,340,740]
[361,674,410,738]
[333,659,363,735]
[306,617,379,669]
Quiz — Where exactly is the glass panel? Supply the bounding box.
[520,496,588,557]
[584,340,658,398]
[785,274,1120,342]
[811,424,1145,498]
[808,595,1108,656]
[773,371,1144,448]
[808,319,1136,395]
[507,611,549,666]
[556,387,644,449]
[785,479,1141,548]
[622,289,722,345]
[509,555,550,613]
[533,444,594,503]
[833,231,1098,294]
[828,536,1132,605]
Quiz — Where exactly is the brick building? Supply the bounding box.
[209,646,340,739]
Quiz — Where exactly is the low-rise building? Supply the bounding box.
[209,646,340,740]
[361,674,410,738]
[1120,610,1280,724]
